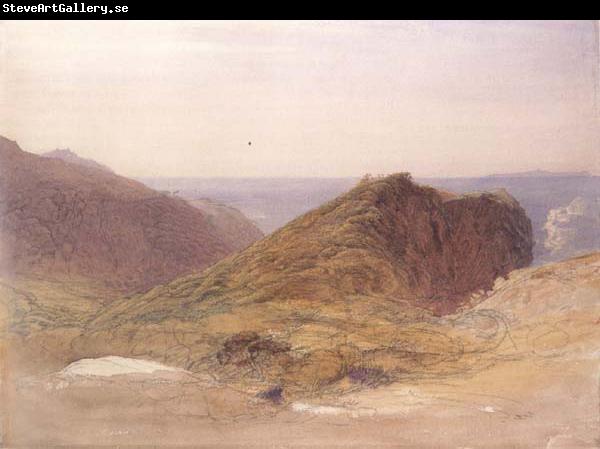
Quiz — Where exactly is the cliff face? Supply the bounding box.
[419,189,534,312]
[0,137,261,292]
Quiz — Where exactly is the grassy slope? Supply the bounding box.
[2,253,598,401]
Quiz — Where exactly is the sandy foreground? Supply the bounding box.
[1,353,598,448]
[2,255,600,448]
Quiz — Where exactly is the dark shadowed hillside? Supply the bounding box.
[0,137,261,293]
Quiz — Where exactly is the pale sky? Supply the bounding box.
[0,20,598,177]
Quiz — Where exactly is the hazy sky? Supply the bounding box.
[1,20,598,177]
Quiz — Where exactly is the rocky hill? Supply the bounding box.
[100,173,532,313]
[0,137,261,292]
[41,148,114,173]
[70,173,532,396]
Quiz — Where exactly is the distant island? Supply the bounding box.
[487,169,592,178]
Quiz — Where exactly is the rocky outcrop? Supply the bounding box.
[428,188,533,312]
[42,148,114,173]
[0,137,261,292]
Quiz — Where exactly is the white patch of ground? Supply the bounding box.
[291,402,377,418]
[60,356,184,377]
[479,405,497,413]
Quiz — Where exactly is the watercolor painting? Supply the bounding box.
[1,20,599,448]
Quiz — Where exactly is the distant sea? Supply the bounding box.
[139,175,600,265]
